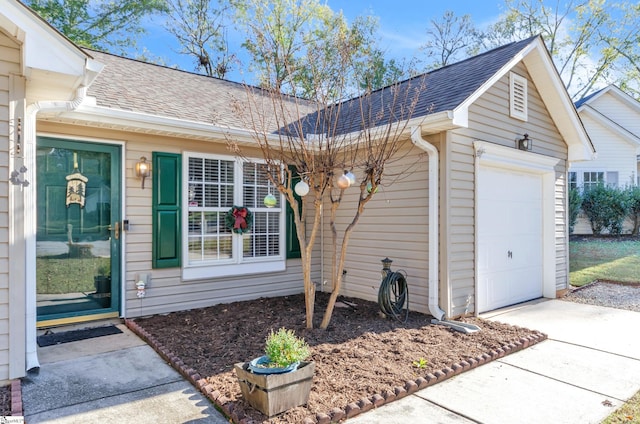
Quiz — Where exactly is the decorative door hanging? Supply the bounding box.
[66,152,88,208]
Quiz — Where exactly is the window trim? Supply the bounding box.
[568,171,577,191]
[181,152,286,280]
[582,171,605,190]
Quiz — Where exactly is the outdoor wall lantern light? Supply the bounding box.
[516,134,533,151]
[135,156,151,189]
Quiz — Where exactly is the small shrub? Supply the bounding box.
[627,185,640,235]
[264,328,310,367]
[581,183,630,235]
[568,187,582,234]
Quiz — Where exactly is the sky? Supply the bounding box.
[136,0,507,83]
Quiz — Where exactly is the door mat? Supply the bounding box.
[37,325,123,347]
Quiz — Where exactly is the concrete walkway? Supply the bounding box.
[349,299,640,424]
[21,322,228,423]
[20,300,640,423]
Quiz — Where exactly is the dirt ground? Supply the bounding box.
[134,292,544,423]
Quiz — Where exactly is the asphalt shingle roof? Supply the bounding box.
[323,35,539,135]
[574,86,606,109]
[86,36,538,135]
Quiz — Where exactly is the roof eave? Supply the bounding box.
[522,38,595,162]
[41,104,280,145]
[2,0,103,100]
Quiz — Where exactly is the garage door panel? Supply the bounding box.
[478,166,543,312]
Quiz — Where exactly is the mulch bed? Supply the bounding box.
[130,292,546,423]
[0,385,9,416]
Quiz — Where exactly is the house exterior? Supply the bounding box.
[571,85,640,234]
[0,0,594,384]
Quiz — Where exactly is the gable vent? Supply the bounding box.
[510,72,528,121]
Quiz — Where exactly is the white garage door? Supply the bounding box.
[477,166,543,312]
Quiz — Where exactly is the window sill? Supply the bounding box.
[182,259,286,281]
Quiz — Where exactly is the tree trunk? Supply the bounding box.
[320,189,369,329]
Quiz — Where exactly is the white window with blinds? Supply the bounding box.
[182,153,285,280]
[510,72,528,121]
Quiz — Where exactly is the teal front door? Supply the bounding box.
[36,137,122,325]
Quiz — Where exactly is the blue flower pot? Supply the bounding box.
[248,355,299,374]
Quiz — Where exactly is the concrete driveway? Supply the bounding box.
[348,299,640,424]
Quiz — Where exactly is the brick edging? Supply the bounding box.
[11,378,23,417]
[125,319,547,423]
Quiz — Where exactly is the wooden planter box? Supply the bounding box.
[234,361,315,417]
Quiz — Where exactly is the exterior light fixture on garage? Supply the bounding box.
[516,134,533,151]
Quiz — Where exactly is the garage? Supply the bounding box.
[477,165,544,312]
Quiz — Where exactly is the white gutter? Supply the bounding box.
[24,87,88,371]
[411,126,479,334]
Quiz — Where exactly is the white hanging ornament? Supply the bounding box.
[263,193,277,208]
[345,171,356,186]
[337,174,351,189]
[294,180,309,196]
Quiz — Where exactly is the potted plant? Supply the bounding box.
[235,328,314,416]
[93,264,111,307]
[94,264,111,293]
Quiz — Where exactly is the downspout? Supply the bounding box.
[24,87,88,371]
[410,127,479,334]
[410,127,445,321]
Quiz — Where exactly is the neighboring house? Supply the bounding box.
[572,85,640,234]
[0,0,594,384]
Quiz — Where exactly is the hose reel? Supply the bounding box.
[377,258,409,323]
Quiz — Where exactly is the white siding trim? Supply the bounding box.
[8,74,26,380]
[473,141,559,314]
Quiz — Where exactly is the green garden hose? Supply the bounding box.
[378,270,409,323]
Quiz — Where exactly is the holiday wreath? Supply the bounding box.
[226,206,253,234]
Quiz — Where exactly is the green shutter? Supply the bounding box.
[286,166,302,259]
[152,152,182,268]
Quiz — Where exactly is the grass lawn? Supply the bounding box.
[603,389,640,423]
[569,239,640,287]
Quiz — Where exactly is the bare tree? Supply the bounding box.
[165,0,237,78]
[483,0,620,99]
[229,67,426,330]
[421,11,482,70]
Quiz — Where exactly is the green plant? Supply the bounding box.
[264,328,311,368]
[568,186,582,234]
[412,357,428,369]
[96,264,110,276]
[581,183,630,235]
[627,185,640,235]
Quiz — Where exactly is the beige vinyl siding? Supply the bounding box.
[0,31,21,384]
[321,139,431,313]
[37,121,313,318]
[555,162,568,291]
[445,62,568,317]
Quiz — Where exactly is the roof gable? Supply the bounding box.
[1,0,101,98]
[577,85,640,148]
